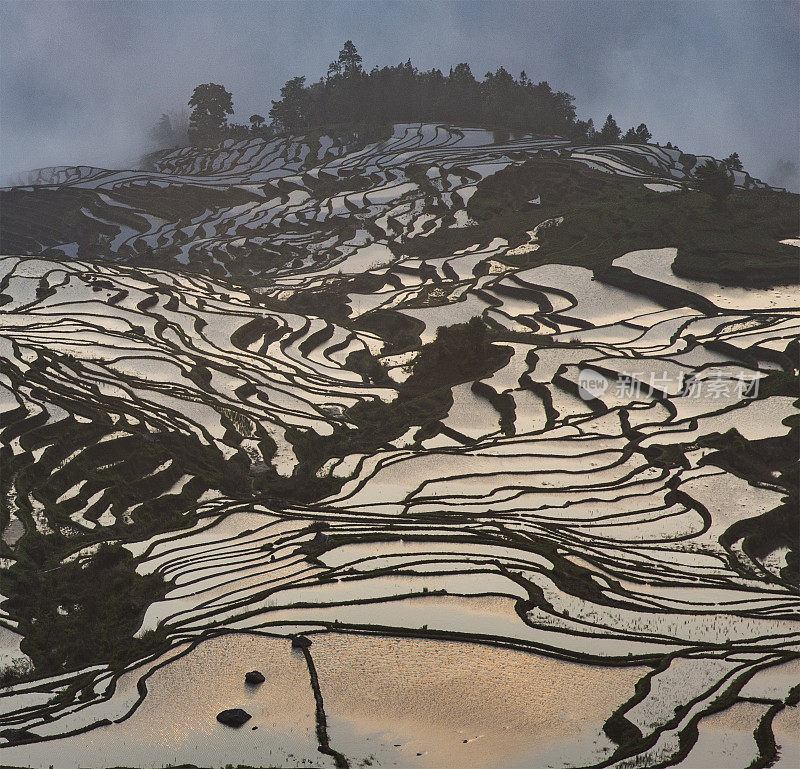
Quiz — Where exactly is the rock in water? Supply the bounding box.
[216,708,252,727]
[291,634,312,649]
[245,670,265,684]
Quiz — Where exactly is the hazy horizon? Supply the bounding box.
[2,0,798,190]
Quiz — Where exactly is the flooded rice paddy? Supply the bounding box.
[0,124,797,768]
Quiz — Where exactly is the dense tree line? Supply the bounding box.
[157,41,741,172]
[267,42,595,141]
[173,42,652,147]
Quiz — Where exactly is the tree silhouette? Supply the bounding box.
[598,114,622,143]
[444,63,480,122]
[226,123,250,139]
[694,160,735,206]
[268,48,582,139]
[269,76,309,134]
[327,40,364,80]
[188,83,234,145]
[337,40,363,76]
[623,123,652,144]
[722,152,743,171]
[196,42,666,151]
[570,118,595,144]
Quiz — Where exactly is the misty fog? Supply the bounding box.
[2,0,798,190]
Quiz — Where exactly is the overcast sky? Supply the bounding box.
[2,0,798,189]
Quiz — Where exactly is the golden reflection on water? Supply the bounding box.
[312,632,647,768]
[107,634,315,744]
[0,631,654,769]
[674,701,772,769]
[4,634,323,769]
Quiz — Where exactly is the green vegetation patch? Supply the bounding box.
[401,156,799,287]
[2,543,165,675]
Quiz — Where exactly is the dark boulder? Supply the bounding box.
[291,634,312,649]
[245,670,265,685]
[216,708,252,727]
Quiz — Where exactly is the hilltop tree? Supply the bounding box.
[268,45,584,138]
[483,67,519,123]
[148,110,191,149]
[598,114,622,143]
[226,123,250,139]
[694,160,735,206]
[264,44,654,146]
[443,63,480,122]
[249,114,265,129]
[328,40,363,79]
[623,123,652,144]
[571,117,595,144]
[188,83,234,145]
[722,152,743,171]
[338,40,363,76]
[269,76,309,134]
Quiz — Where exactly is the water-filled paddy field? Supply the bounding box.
[0,124,797,768]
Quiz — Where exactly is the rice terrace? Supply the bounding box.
[0,4,798,769]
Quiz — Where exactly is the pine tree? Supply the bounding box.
[622,123,652,144]
[333,40,363,77]
[722,152,743,171]
[598,114,621,143]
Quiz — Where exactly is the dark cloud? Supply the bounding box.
[2,0,797,189]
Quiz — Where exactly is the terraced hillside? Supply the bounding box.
[0,124,798,769]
